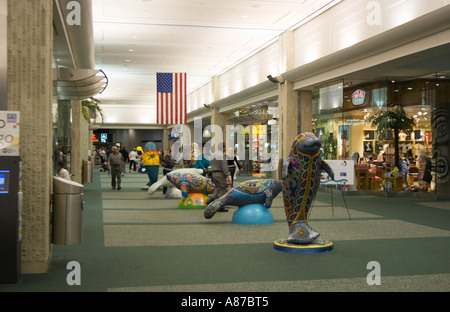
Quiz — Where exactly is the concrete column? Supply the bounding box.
[7,0,53,273]
[277,81,299,179]
[0,0,6,109]
[211,108,228,153]
[276,30,297,179]
[299,90,313,133]
[280,31,294,73]
[163,126,169,153]
[71,100,83,183]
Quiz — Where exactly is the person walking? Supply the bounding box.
[226,147,243,187]
[129,148,138,172]
[119,146,129,176]
[161,150,176,194]
[108,146,124,190]
[208,149,229,210]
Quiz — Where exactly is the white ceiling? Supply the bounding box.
[91,0,340,112]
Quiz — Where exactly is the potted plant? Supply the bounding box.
[369,104,416,169]
[82,97,104,125]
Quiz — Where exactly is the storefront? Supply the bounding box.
[226,102,279,178]
[312,73,450,195]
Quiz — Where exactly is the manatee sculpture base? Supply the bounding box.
[273,239,334,254]
[179,193,209,209]
[232,204,274,225]
[286,221,320,245]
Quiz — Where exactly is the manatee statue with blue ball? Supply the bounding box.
[204,179,282,220]
[281,132,334,245]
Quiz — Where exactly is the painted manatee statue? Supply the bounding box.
[282,132,334,244]
[204,179,283,219]
[148,168,204,197]
[142,142,160,187]
[160,171,216,197]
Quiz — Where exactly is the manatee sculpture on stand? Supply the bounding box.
[148,168,204,198]
[204,179,282,224]
[151,171,216,209]
[165,171,216,195]
[274,132,335,253]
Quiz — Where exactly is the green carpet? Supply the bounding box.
[1,167,450,293]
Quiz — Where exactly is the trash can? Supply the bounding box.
[82,160,93,184]
[52,176,84,245]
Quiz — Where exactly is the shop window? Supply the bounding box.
[312,76,448,193]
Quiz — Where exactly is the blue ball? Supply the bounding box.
[232,204,274,225]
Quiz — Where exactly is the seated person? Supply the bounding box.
[194,151,211,176]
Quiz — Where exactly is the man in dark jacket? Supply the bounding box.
[161,150,175,194]
[207,150,229,210]
[108,146,124,190]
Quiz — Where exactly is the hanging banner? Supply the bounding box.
[0,111,20,156]
[320,160,355,185]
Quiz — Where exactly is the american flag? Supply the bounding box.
[156,73,187,125]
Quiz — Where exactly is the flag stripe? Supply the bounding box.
[175,74,179,124]
[156,72,187,125]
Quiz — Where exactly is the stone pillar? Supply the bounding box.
[276,30,298,179]
[71,100,83,183]
[278,81,299,178]
[211,108,228,154]
[163,126,169,153]
[7,0,53,273]
[299,90,313,133]
[0,0,6,109]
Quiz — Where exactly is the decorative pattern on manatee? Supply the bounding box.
[282,133,322,228]
[167,172,216,194]
[237,179,272,194]
[204,179,283,220]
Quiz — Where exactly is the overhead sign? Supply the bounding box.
[320,160,355,185]
[0,111,20,156]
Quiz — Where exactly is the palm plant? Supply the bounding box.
[369,104,416,169]
[82,97,104,125]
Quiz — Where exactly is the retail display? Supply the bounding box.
[204,179,282,220]
[276,132,334,253]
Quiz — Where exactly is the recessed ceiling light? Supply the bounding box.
[128,49,134,52]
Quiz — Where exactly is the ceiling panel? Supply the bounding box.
[90,0,341,121]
